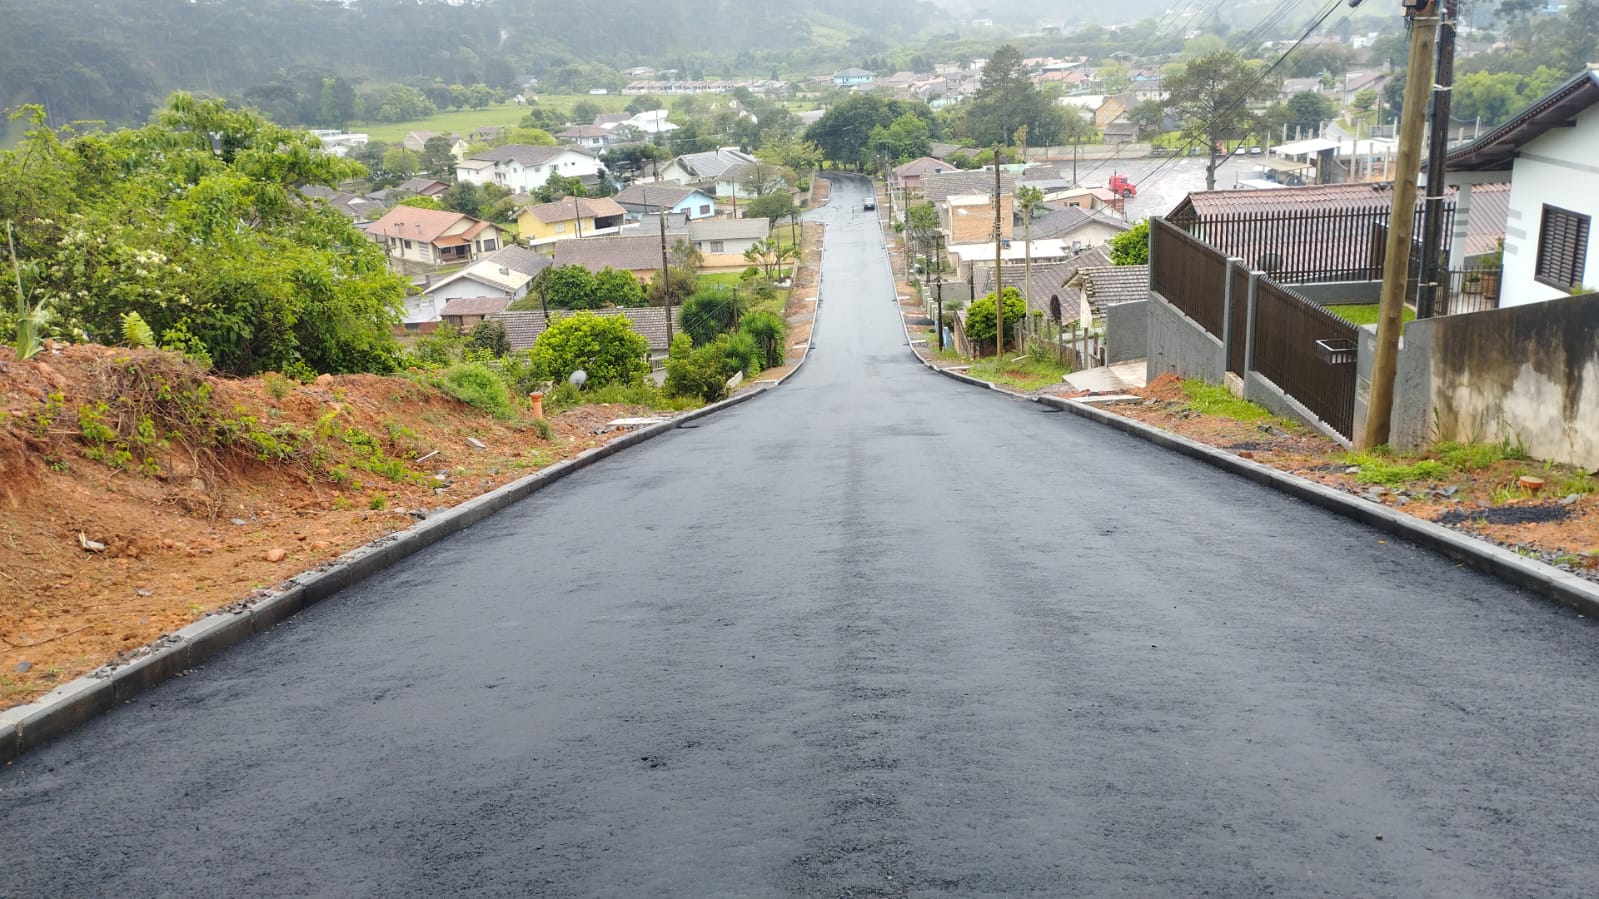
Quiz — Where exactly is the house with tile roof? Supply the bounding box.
[441,296,513,330]
[516,196,629,245]
[398,178,450,198]
[551,235,671,279]
[404,245,552,326]
[613,183,717,220]
[555,125,616,150]
[366,206,510,269]
[920,170,1016,205]
[890,157,954,196]
[454,145,602,193]
[686,218,770,268]
[493,307,674,356]
[1025,205,1130,248]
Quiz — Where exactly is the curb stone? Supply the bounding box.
[1035,393,1599,617]
[0,280,819,766]
[885,278,1599,619]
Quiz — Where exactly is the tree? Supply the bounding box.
[1162,51,1279,190]
[1129,99,1166,139]
[736,160,795,198]
[757,133,824,174]
[382,146,421,178]
[594,267,647,307]
[533,174,587,204]
[570,100,602,124]
[678,288,744,345]
[869,112,933,163]
[1109,220,1149,265]
[375,85,435,123]
[742,237,797,280]
[1099,61,1133,94]
[1284,91,1335,135]
[420,135,458,176]
[0,96,405,375]
[1015,185,1045,310]
[396,196,444,210]
[539,266,602,309]
[529,312,649,388]
[961,45,1064,148]
[746,191,797,225]
[466,319,510,357]
[964,287,1025,351]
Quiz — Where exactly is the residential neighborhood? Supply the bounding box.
[7,5,1599,893]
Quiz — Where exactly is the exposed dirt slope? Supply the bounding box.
[0,345,658,705]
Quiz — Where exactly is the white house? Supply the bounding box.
[1445,67,1599,306]
[454,144,602,193]
[403,245,551,326]
[657,147,757,187]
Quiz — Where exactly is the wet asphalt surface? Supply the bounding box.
[6,175,1599,897]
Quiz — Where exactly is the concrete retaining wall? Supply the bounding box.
[1105,299,1149,365]
[1146,292,1224,385]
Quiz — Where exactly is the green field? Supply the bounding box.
[351,94,637,143]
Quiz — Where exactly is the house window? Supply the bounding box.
[699,205,710,215]
[555,222,566,233]
[482,238,497,252]
[710,240,725,253]
[1535,204,1591,291]
[403,239,413,249]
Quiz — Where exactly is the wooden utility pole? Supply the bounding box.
[659,207,673,345]
[1365,1,1439,449]
[993,148,1005,358]
[935,231,946,352]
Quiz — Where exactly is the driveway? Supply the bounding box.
[4,174,1599,897]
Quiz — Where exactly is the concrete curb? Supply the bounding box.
[888,277,1599,619]
[1034,393,1599,617]
[0,277,823,765]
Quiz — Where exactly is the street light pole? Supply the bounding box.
[993,146,1005,359]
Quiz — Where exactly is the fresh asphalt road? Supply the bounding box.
[6,176,1599,897]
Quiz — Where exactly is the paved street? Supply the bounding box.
[5,175,1599,897]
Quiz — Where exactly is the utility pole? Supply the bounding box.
[1365,0,1440,449]
[1417,0,1457,319]
[572,195,582,238]
[934,231,945,351]
[659,205,673,345]
[993,147,1005,358]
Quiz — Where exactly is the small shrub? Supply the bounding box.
[739,310,787,369]
[466,319,511,357]
[679,288,740,345]
[528,312,650,388]
[724,330,763,377]
[435,362,517,419]
[410,325,466,367]
[121,311,156,349]
[1343,450,1451,485]
[368,494,388,510]
[664,333,736,402]
[263,371,294,400]
[964,287,1025,349]
[531,418,553,440]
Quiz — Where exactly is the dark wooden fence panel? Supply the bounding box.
[1151,218,1227,337]
[1184,205,1448,285]
[1250,279,1360,439]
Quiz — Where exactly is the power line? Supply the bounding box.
[1117,0,1355,199]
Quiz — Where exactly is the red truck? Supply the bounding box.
[1108,173,1137,198]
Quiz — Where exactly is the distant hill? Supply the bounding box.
[0,0,939,132]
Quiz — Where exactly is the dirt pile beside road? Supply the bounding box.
[0,345,657,706]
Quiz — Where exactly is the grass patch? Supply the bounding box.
[1343,450,1452,485]
[1181,381,1274,422]
[351,95,634,143]
[967,355,1072,391]
[1327,303,1416,327]
[1433,438,1529,470]
[543,380,702,414]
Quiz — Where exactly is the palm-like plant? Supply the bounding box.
[7,221,48,361]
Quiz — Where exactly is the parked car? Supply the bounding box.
[864,196,876,210]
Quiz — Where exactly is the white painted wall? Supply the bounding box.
[1502,105,1599,306]
[456,150,601,193]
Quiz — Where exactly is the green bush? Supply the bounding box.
[964,287,1025,349]
[1109,220,1150,265]
[724,330,763,377]
[410,325,465,367]
[664,333,736,402]
[678,288,740,345]
[528,312,650,388]
[495,349,551,396]
[739,310,787,369]
[466,319,511,356]
[435,362,516,419]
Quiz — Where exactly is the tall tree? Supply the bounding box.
[961,45,1065,149]
[1162,51,1279,190]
